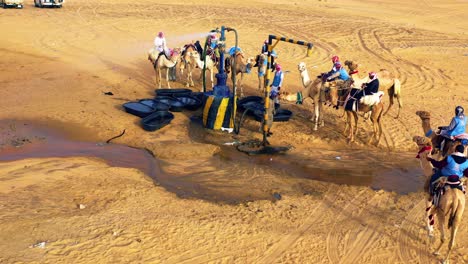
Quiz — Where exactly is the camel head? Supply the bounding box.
[344,60,359,72]
[298,62,306,73]
[416,111,431,120]
[412,135,432,148]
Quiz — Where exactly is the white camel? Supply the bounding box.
[191,52,216,91]
[148,48,181,88]
[281,62,328,131]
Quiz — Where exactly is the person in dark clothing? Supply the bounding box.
[362,71,379,95]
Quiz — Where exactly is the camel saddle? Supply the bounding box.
[432,175,465,206]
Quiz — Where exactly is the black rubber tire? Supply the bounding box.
[141,111,174,132]
[123,102,155,118]
[175,95,202,111]
[155,88,192,97]
[154,96,184,112]
[253,109,293,123]
[138,99,170,111]
[237,96,263,112]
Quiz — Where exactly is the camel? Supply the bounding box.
[179,44,199,87]
[229,51,253,97]
[412,136,466,264]
[345,60,402,118]
[328,68,383,145]
[148,48,181,89]
[191,51,216,90]
[281,62,331,131]
[254,53,267,92]
[415,110,465,158]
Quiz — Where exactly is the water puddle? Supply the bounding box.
[0,120,160,179]
[0,119,424,204]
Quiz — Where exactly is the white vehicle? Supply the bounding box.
[34,0,64,8]
[1,0,24,8]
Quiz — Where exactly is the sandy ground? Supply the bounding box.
[1,0,468,263]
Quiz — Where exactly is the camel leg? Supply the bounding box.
[384,93,394,116]
[343,112,350,136]
[210,69,214,89]
[166,68,171,88]
[443,224,459,264]
[154,68,158,88]
[313,100,319,131]
[157,68,162,89]
[433,210,446,256]
[427,206,436,238]
[352,111,359,142]
[395,95,402,119]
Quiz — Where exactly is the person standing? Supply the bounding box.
[266,64,284,137]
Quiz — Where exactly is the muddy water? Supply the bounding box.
[0,119,425,204]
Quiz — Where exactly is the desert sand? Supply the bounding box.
[0,0,467,263]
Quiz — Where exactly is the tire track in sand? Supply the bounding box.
[397,198,432,264]
[326,190,385,264]
[256,186,332,263]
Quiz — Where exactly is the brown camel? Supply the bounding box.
[148,48,181,89]
[254,53,267,92]
[413,135,466,264]
[180,45,199,87]
[281,62,331,131]
[415,110,463,158]
[345,60,402,118]
[330,84,384,145]
[229,51,253,97]
[412,135,437,233]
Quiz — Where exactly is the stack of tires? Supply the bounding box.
[122,88,203,131]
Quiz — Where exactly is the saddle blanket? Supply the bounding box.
[359,91,384,106]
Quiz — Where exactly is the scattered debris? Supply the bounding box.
[223,141,239,146]
[30,241,46,249]
[103,91,114,96]
[335,156,341,160]
[78,204,86,210]
[221,127,233,133]
[273,192,282,201]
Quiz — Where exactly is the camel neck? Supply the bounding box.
[301,70,311,87]
[420,118,432,137]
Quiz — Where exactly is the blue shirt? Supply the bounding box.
[447,116,467,137]
[337,68,349,81]
[229,46,242,56]
[441,155,468,177]
[272,71,284,87]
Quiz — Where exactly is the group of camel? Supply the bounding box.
[147,44,254,96]
[280,60,402,144]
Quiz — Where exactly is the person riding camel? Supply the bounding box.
[435,106,467,150]
[427,144,468,196]
[329,55,341,74]
[207,33,220,62]
[324,62,350,103]
[358,71,383,106]
[154,31,169,61]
